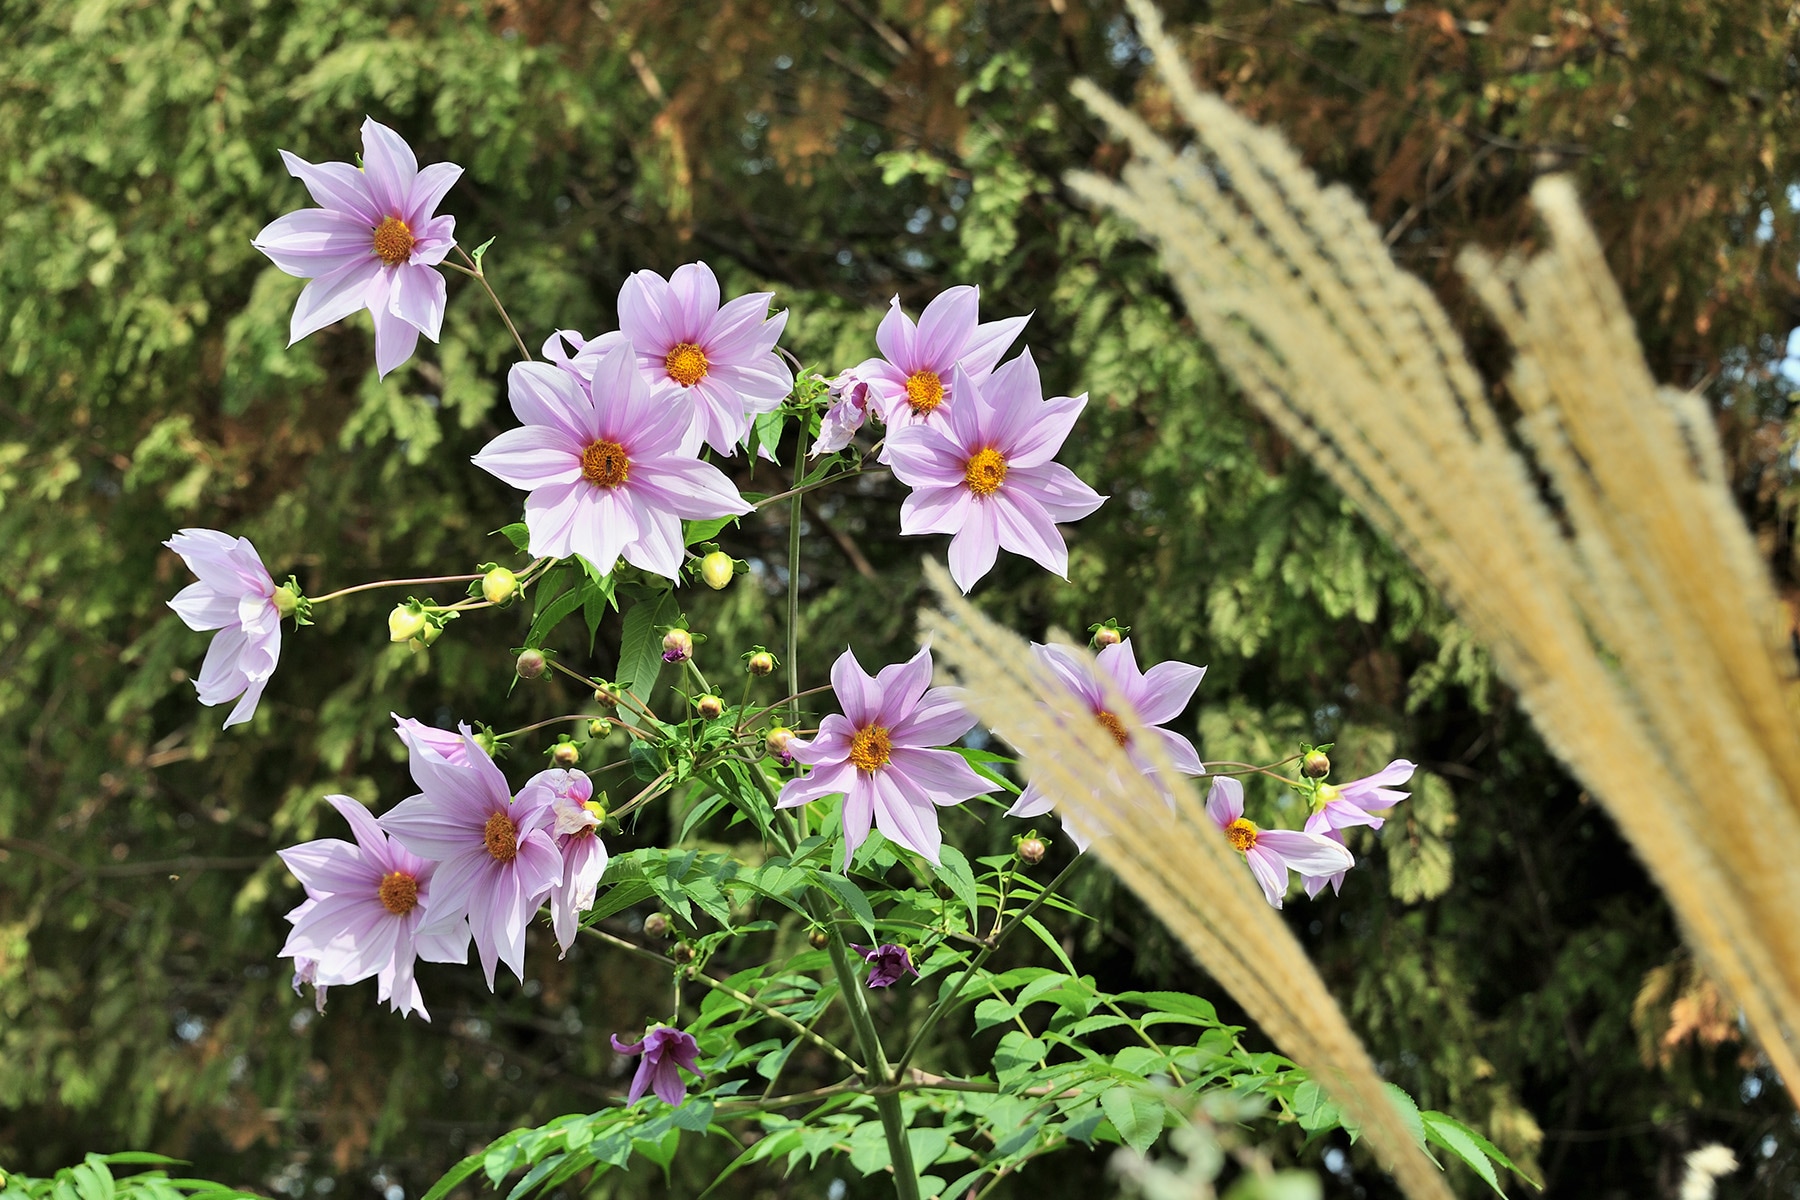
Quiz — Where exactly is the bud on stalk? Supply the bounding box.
[388,605,428,643]
[1302,750,1331,779]
[747,651,776,677]
[699,551,735,590]
[551,741,580,767]
[482,567,519,605]
[662,629,693,663]
[515,648,547,679]
[1017,837,1047,865]
[696,695,724,719]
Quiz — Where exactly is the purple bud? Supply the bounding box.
[662,629,693,663]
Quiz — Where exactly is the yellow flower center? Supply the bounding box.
[372,215,416,266]
[848,725,893,772]
[964,447,1008,497]
[1095,710,1130,747]
[581,440,631,488]
[377,870,419,916]
[904,369,945,415]
[483,810,519,862]
[665,341,709,387]
[1225,817,1259,854]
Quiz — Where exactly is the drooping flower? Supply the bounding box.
[611,1026,704,1107]
[887,353,1106,593]
[1006,638,1207,851]
[277,795,471,1020]
[165,529,284,729]
[1299,759,1416,898]
[252,118,461,377]
[392,713,475,766]
[1205,777,1354,910]
[850,942,918,989]
[776,646,997,868]
[379,725,563,988]
[848,285,1028,434]
[521,768,609,957]
[470,348,751,580]
[812,370,875,457]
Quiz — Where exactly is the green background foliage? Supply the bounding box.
[3,0,1796,1196]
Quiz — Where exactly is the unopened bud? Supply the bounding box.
[747,651,776,677]
[700,551,735,590]
[766,726,796,764]
[515,648,547,679]
[662,629,693,663]
[643,912,671,938]
[1017,837,1047,865]
[588,718,613,738]
[417,621,442,647]
[1094,626,1122,648]
[388,605,428,643]
[1302,750,1331,779]
[696,695,724,720]
[808,928,830,949]
[482,567,519,605]
[593,683,621,710]
[551,742,580,767]
[272,583,301,618]
[671,942,695,964]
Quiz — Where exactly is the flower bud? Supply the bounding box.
[1302,750,1331,779]
[1094,626,1122,648]
[808,928,830,949]
[417,621,443,647]
[747,651,776,677]
[388,604,428,643]
[588,718,613,738]
[551,741,580,767]
[272,583,302,618]
[671,942,695,964]
[643,912,671,938]
[766,726,795,765]
[1017,836,1047,865]
[696,695,724,720]
[594,683,621,710]
[516,648,547,679]
[482,567,519,606]
[662,629,693,663]
[699,551,735,590]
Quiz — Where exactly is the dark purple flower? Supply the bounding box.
[850,942,918,989]
[611,1026,704,1106]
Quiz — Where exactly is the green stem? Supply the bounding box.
[455,245,532,362]
[785,423,809,728]
[309,572,482,604]
[823,923,921,1200]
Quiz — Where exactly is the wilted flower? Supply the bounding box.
[522,768,609,957]
[1007,638,1207,851]
[848,285,1028,434]
[277,795,471,1020]
[611,1026,704,1107]
[776,647,997,867]
[289,953,328,1014]
[470,349,751,580]
[379,725,562,988]
[813,370,875,456]
[1299,759,1416,898]
[850,942,918,988]
[1205,777,1353,910]
[252,118,460,377]
[887,354,1105,593]
[165,529,284,729]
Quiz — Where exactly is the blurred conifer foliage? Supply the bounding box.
[2,0,1796,1196]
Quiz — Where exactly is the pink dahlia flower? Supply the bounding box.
[165,529,283,728]
[611,1026,704,1107]
[1205,777,1354,910]
[252,118,460,377]
[848,285,1027,435]
[1299,759,1415,898]
[1006,638,1206,851]
[379,726,563,988]
[277,795,471,1020]
[521,768,609,957]
[776,647,997,868]
[392,713,475,766]
[471,347,751,580]
[812,370,875,457]
[887,353,1106,593]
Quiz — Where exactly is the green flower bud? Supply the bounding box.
[747,651,776,677]
[1094,626,1122,648]
[643,912,671,938]
[516,648,547,679]
[1302,750,1331,779]
[808,928,830,949]
[594,683,621,710]
[696,694,724,719]
[700,551,735,590]
[417,621,443,647]
[551,741,580,767]
[766,726,796,764]
[588,718,613,738]
[482,566,519,606]
[389,604,428,643]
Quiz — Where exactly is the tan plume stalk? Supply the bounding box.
[1064,0,1800,1111]
[920,561,1455,1200]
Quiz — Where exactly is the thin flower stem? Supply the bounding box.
[455,245,532,362]
[609,770,673,822]
[737,684,834,734]
[1202,758,1306,785]
[889,856,1084,1082]
[755,466,871,510]
[492,713,604,740]
[785,423,809,728]
[308,573,482,604]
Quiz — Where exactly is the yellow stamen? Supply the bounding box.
[1095,709,1130,747]
[581,440,630,488]
[483,810,519,862]
[1225,817,1259,854]
[964,447,1008,497]
[904,369,945,415]
[372,215,416,266]
[377,871,419,915]
[849,725,893,772]
[665,342,709,387]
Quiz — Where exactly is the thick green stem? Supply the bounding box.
[785,423,808,728]
[823,923,921,1200]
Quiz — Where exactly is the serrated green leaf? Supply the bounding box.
[934,845,979,923]
[1422,1112,1504,1196]
[617,591,675,704]
[1100,1086,1165,1156]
